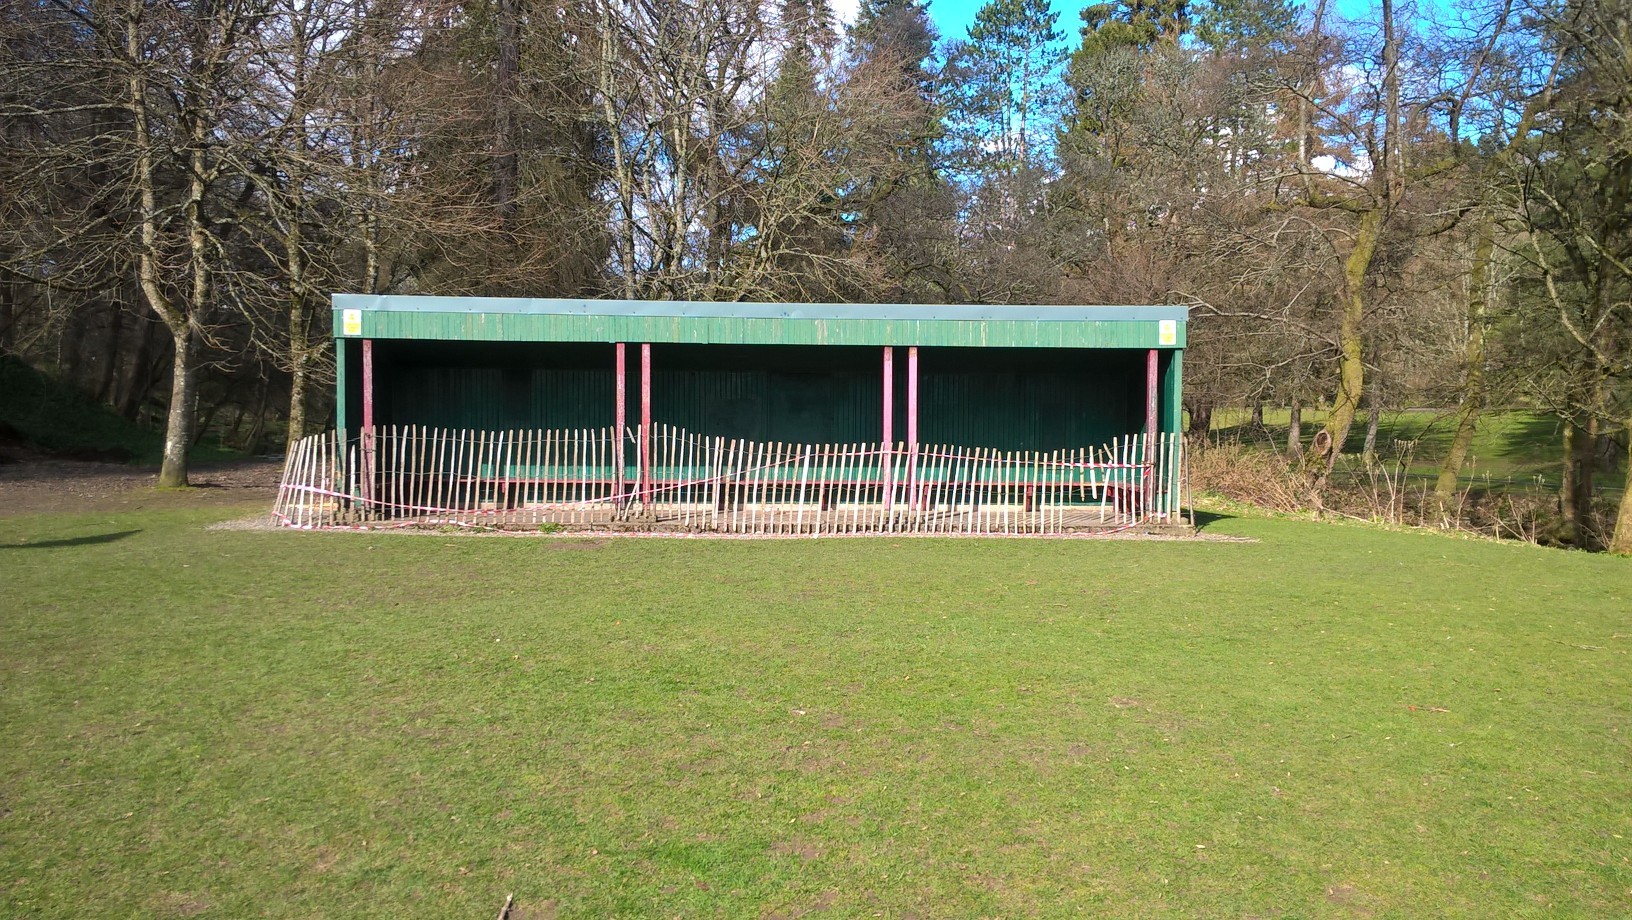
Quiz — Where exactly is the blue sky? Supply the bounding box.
[913,0,1382,44]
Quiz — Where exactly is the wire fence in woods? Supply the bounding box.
[273,425,1189,534]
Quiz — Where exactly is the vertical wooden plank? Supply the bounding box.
[446,428,460,521]
[614,343,626,508]
[459,429,475,523]
[401,425,414,518]
[683,427,695,527]
[399,425,410,518]
[795,445,808,533]
[854,442,866,534]
[748,440,760,534]
[726,439,740,533]
[441,429,457,520]
[399,425,412,518]
[528,428,540,514]
[968,447,981,535]
[931,444,943,533]
[982,448,995,535]
[409,426,422,516]
[309,433,320,527]
[749,440,763,533]
[421,427,434,516]
[286,436,303,527]
[639,342,652,510]
[881,346,894,514]
[907,346,918,493]
[1146,347,1159,512]
[463,429,477,523]
[272,437,292,523]
[360,339,375,504]
[1003,450,1014,535]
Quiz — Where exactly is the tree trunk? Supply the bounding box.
[1320,208,1381,469]
[1363,398,1381,465]
[1287,399,1303,458]
[1563,414,1600,550]
[194,396,221,446]
[119,317,161,420]
[1186,398,1212,436]
[95,301,126,404]
[243,380,271,455]
[1611,418,1632,555]
[0,278,14,352]
[286,353,308,454]
[1436,224,1493,497]
[492,0,519,225]
[157,326,197,488]
[1250,402,1264,430]
[58,300,86,382]
[1361,355,1382,466]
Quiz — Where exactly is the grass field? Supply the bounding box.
[1212,407,1625,497]
[0,358,243,465]
[3,502,1631,917]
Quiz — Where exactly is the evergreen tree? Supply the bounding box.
[1194,0,1299,55]
[848,0,937,91]
[1076,0,1192,57]
[839,0,957,300]
[944,0,1066,178]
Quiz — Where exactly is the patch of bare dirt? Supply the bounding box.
[762,889,838,919]
[770,840,824,861]
[0,458,282,518]
[508,899,558,920]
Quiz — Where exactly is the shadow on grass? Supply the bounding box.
[1494,413,1563,468]
[1190,510,1234,530]
[1,530,141,550]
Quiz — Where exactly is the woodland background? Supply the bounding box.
[1,0,1628,550]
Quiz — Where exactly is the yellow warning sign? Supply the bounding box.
[1159,319,1177,346]
[342,309,362,336]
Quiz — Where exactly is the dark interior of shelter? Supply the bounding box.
[343,340,1169,450]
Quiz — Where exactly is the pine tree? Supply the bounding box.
[1076,0,1192,57]
[942,0,1065,186]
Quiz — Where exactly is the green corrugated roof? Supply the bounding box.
[332,295,1187,349]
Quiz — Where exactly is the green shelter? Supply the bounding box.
[332,296,1187,451]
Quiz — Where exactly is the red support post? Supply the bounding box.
[614,342,626,504]
[640,343,652,508]
[1146,348,1159,439]
[883,345,894,511]
[361,338,375,502]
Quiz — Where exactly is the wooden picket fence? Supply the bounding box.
[273,424,1189,534]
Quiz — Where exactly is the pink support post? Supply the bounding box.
[615,342,626,504]
[361,338,375,502]
[1146,347,1160,510]
[882,346,894,511]
[907,345,919,504]
[640,343,652,507]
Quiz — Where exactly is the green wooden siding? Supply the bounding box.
[333,300,1186,350]
[1163,350,1183,434]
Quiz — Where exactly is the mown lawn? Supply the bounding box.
[2,504,1630,917]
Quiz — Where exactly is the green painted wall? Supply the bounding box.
[336,308,1185,351]
[1163,350,1183,434]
